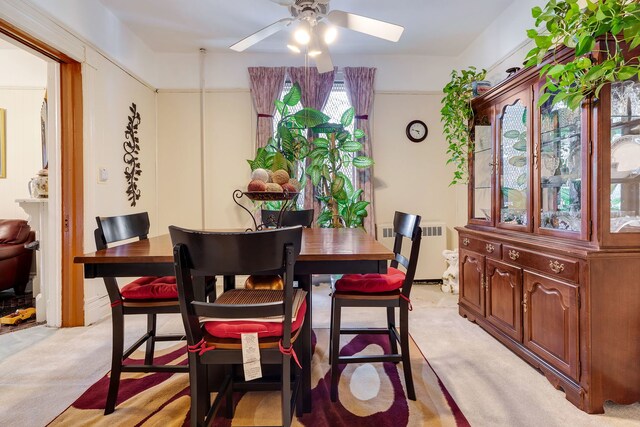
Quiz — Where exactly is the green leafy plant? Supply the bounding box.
[247,84,373,226]
[440,66,487,185]
[247,83,329,209]
[525,0,640,109]
[307,107,373,228]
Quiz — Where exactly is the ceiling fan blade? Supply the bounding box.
[313,23,334,74]
[327,10,404,42]
[229,18,293,52]
[269,0,295,5]
[314,48,334,74]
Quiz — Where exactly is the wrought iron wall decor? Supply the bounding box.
[123,102,141,206]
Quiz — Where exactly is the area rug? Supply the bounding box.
[50,329,469,426]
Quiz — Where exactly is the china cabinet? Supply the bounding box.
[457,43,640,413]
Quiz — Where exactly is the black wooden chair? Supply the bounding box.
[170,225,305,427]
[261,209,314,228]
[95,212,190,415]
[329,211,422,402]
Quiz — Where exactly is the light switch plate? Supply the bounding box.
[98,167,108,183]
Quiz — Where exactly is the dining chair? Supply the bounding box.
[95,212,189,415]
[170,225,306,427]
[261,208,314,228]
[329,211,422,402]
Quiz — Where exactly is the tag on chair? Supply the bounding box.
[241,333,262,381]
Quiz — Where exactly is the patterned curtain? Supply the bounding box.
[343,67,376,234]
[248,67,286,148]
[287,67,336,216]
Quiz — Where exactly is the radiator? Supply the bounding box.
[376,221,447,281]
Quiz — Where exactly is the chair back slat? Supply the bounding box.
[394,253,410,270]
[192,300,284,319]
[169,226,302,275]
[96,212,150,247]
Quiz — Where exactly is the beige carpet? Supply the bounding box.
[0,285,639,426]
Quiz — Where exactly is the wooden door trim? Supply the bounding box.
[0,18,84,326]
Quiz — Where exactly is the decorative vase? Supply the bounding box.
[28,169,48,198]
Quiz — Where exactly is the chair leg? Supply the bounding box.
[224,365,234,419]
[282,356,292,427]
[105,307,125,415]
[399,306,416,401]
[330,298,342,402]
[188,354,208,427]
[329,295,335,366]
[386,307,399,357]
[144,313,157,366]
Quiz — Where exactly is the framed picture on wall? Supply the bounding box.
[0,108,6,178]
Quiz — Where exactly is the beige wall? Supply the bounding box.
[0,46,48,220]
[82,50,158,323]
[0,88,45,219]
[157,90,255,233]
[372,92,467,249]
[156,89,467,249]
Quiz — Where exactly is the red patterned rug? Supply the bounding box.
[50,329,469,426]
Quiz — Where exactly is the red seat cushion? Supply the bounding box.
[203,299,307,339]
[120,276,178,300]
[335,267,406,293]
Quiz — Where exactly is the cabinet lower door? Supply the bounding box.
[523,271,580,380]
[460,249,485,316]
[486,259,523,342]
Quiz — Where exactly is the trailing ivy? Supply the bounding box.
[440,67,487,185]
[525,0,640,109]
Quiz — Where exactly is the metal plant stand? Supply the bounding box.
[232,190,299,231]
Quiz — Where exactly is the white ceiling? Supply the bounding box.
[97,0,515,56]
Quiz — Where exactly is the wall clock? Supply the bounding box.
[406,120,428,142]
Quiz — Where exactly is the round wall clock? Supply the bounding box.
[406,120,428,142]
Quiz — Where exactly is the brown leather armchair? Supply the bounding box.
[0,219,35,295]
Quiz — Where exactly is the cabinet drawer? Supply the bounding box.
[460,235,502,258]
[502,245,579,283]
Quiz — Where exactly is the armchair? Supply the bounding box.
[0,219,35,295]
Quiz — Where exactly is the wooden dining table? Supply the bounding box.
[75,227,394,413]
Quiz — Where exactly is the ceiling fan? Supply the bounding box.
[229,0,404,73]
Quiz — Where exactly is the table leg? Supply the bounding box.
[296,273,312,413]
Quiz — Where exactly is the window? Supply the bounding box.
[273,79,357,203]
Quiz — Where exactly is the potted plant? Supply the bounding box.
[306,107,373,228]
[247,82,327,213]
[440,66,487,185]
[247,84,373,228]
[524,0,640,109]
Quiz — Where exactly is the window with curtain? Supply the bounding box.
[273,79,356,206]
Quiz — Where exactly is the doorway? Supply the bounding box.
[0,19,84,327]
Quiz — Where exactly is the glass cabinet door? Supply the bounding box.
[609,77,640,234]
[470,110,493,223]
[498,92,530,230]
[538,92,583,235]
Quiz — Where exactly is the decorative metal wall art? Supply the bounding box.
[123,102,141,206]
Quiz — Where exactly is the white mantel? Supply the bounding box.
[16,198,48,323]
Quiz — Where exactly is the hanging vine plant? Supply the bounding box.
[123,102,142,207]
[440,66,487,185]
[525,0,640,109]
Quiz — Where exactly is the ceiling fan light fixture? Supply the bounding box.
[323,26,338,45]
[287,43,302,53]
[294,21,311,45]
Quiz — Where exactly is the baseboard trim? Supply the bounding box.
[84,295,110,325]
